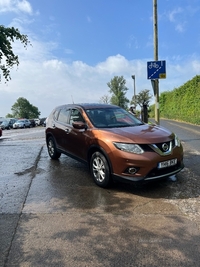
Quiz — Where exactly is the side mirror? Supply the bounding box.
[72,121,87,130]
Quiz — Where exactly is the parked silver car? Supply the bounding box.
[13,119,31,129]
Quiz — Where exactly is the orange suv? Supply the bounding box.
[45,103,184,188]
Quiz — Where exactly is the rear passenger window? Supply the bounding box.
[57,109,70,124]
[53,109,59,120]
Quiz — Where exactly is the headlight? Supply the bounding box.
[113,142,144,154]
[175,134,181,147]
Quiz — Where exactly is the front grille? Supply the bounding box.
[140,138,176,153]
[140,144,154,152]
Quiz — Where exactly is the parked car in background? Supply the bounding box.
[0,127,2,137]
[40,117,47,127]
[0,117,6,126]
[0,118,17,129]
[13,119,31,129]
[45,103,184,188]
[34,118,40,126]
[7,118,17,128]
[0,119,11,130]
[29,119,36,127]
[43,118,47,127]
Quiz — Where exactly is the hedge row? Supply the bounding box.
[149,75,200,125]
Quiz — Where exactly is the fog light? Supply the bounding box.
[128,167,138,174]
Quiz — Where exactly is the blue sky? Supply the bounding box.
[0,0,200,117]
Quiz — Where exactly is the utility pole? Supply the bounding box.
[153,0,160,124]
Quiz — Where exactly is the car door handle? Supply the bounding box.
[65,128,70,134]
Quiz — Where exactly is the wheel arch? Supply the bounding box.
[46,133,61,159]
[87,145,113,174]
[46,132,55,144]
[46,132,60,150]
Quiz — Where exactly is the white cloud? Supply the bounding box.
[96,55,131,74]
[127,35,139,49]
[175,23,186,33]
[167,7,188,33]
[168,7,183,22]
[0,0,32,14]
[192,60,200,72]
[17,0,32,14]
[64,48,73,55]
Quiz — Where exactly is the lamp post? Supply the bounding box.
[131,75,136,109]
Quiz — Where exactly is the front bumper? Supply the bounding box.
[112,160,184,182]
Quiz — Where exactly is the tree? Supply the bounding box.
[131,89,152,107]
[107,76,129,109]
[0,25,30,82]
[99,95,110,104]
[9,97,41,119]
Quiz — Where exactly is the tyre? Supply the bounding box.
[90,151,112,188]
[47,137,61,159]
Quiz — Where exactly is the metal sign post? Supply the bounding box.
[151,79,159,124]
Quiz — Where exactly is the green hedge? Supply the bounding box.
[150,75,200,125]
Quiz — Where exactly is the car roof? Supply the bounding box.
[54,103,119,110]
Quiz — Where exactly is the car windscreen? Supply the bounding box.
[85,107,143,128]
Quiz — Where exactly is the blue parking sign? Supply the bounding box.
[147,60,166,79]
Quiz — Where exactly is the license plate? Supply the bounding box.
[158,158,177,169]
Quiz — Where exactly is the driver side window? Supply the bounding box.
[69,109,84,125]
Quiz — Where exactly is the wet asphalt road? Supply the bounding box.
[0,121,200,267]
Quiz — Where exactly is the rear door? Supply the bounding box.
[52,108,70,149]
[62,108,89,161]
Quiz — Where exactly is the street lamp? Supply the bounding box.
[131,75,136,109]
